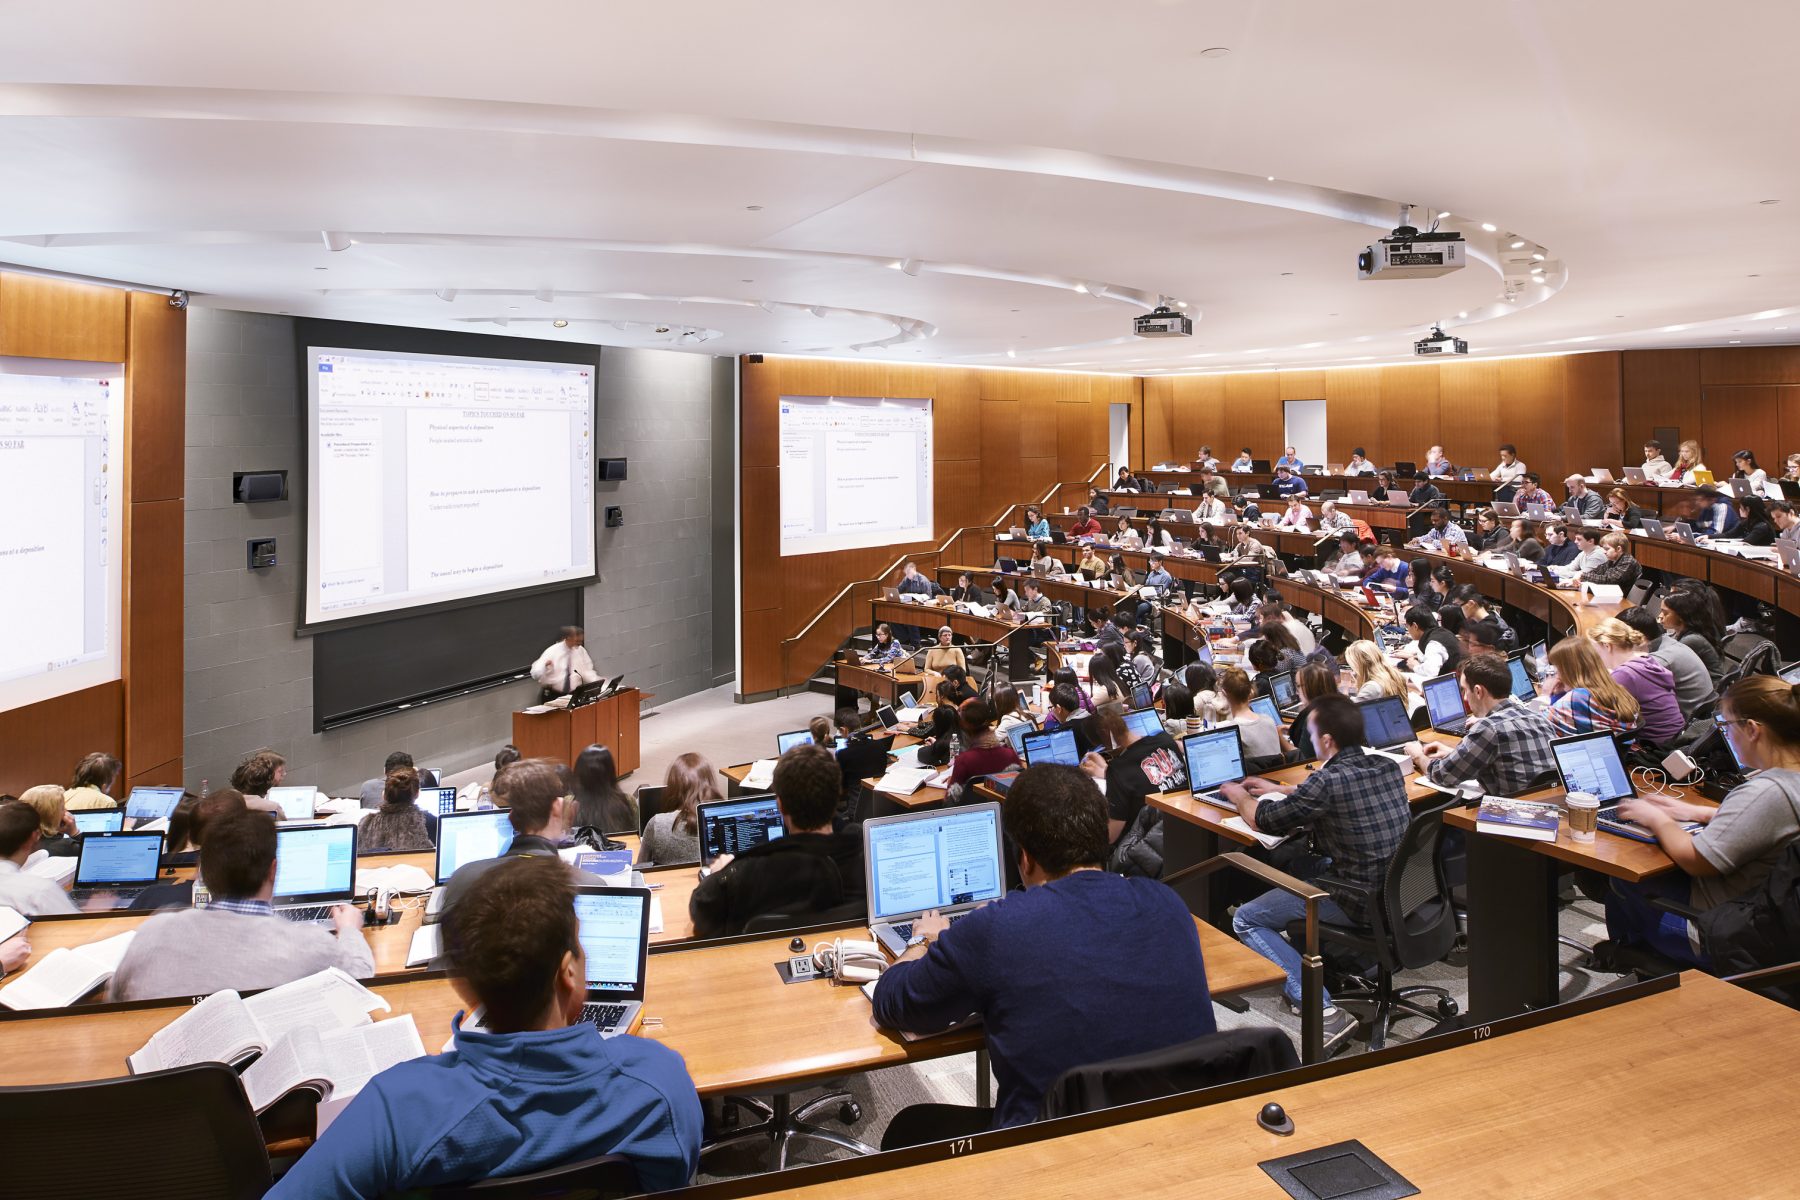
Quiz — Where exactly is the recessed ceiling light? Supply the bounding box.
[1730,339,1742,344]
[1480,222,1498,232]
[1073,283,1089,293]
[1007,348,1017,358]
[1436,212,1451,220]
[887,261,903,270]
[552,319,568,328]
[1458,311,1468,318]
[1176,301,1188,308]
[1266,175,1275,182]
[1532,253,1546,261]
[1509,240,1525,249]
[1198,46,1232,58]
[1616,314,1626,318]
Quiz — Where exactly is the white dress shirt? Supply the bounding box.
[0,858,78,916]
[532,640,601,692]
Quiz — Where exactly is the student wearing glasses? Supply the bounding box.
[1600,676,1800,970]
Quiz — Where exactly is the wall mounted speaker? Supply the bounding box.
[233,470,288,503]
[598,458,628,482]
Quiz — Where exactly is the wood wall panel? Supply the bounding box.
[1562,352,1624,480]
[1702,386,1781,467]
[124,498,184,775]
[1055,400,1095,481]
[1780,387,1800,461]
[1621,349,1699,453]
[1222,374,1282,456]
[1278,371,1326,402]
[739,465,782,613]
[1437,361,1500,473]
[1700,346,1800,387]
[0,273,127,362]
[978,400,1021,514]
[1323,368,1381,466]
[1379,366,1440,468]
[125,293,187,502]
[0,684,123,798]
[1142,377,1175,464]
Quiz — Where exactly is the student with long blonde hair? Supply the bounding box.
[1344,640,1408,702]
[1544,636,1639,738]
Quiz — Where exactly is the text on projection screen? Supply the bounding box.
[0,359,123,714]
[304,346,595,626]
[778,395,933,556]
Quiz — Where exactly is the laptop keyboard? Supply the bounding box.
[72,886,148,903]
[280,905,335,924]
[581,1002,629,1029]
[890,912,969,943]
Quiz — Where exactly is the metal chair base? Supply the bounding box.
[701,1091,877,1174]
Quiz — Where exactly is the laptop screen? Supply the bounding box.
[697,796,785,865]
[1551,732,1635,804]
[1124,708,1163,740]
[775,729,813,755]
[74,832,164,886]
[124,786,184,823]
[1423,674,1466,727]
[412,786,459,817]
[434,811,516,884]
[1267,670,1297,710]
[272,825,358,904]
[574,887,651,996]
[875,705,898,729]
[864,803,1006,922]
[1005,721,1036,754]
[1021,727,1080,767]
[1508,654,1536,699]
[267,786,318,821]
[1359,696,1416,749]
[73,810,126,835]
[1250,695,1283,727]
[1182,727,1245,793]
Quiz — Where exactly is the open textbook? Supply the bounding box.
[0,930,136,1010]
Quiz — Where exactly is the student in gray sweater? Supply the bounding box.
[111,810,373,1003]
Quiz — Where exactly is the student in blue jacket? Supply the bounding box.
[269,856,702,1198]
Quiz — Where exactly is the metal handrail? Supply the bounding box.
[1161,852,1331,1064]
[775,463,1112,688]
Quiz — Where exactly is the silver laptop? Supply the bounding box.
[865,802,1007,958]
[1181,727,1247,809]
[267,785,319,822]
[422,810,517,923]
[414,785,460,818]
[1623,466,1648,483]
[72,809,126,835]
[270,824,359,924]
[464,886,653,1038]
[1492,501,1521,517]
[1422,672,1469,736]
[123,785,184,828]
[69,831,165,904]
[1591,468,1615,484]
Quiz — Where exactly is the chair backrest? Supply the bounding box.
[1380,799,1460,970]
[408,1153,640,1200]
[743,897,869,935]
[0,1063,271,1200]
[1038,1026,1299,1120]
[634,785,669,836]
[1720,633,1780,678]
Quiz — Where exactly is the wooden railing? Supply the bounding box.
[772,464,1112,694]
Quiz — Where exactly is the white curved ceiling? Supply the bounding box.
[0,0,1794,370]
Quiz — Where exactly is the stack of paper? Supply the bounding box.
[874,766,936,796]
[742,759,777,790]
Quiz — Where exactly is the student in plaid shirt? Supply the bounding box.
[1407,654,1557,796]
[1222,694,1411,1052]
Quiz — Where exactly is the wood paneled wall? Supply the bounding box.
[1143,352,1624,490]
[1621,346,1800,471]
[739,358,1139,695]
[0,273,185,796]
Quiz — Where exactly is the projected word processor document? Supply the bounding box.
[779,395,933,556]
[0,360,121,713]
[305,347,595,626]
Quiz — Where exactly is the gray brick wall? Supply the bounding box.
[183,308,725,795]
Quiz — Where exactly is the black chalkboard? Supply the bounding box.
[312,587,580,730]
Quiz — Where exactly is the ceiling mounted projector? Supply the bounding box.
[1358,204,1467,279]
[1134,305,1193,338]
[1414,325,1468,356]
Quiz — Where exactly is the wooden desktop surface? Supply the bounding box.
[752,972,1798,1199]
[1442,803,1698,884]
[0,917,1283,1092]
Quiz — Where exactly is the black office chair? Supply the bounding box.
[0,1063,271,1199]
[705,899,877,1173]
[397,1154,640,1199]
[1314,798,1462,1051]
[634,785,669,837]
[1038,1026,1299,1119]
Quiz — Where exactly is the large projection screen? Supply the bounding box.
[0,358,124,714]
[303,346,596,628]
[778,394,933,556]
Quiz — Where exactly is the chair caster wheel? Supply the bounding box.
[838,1102,861,1125]
[1437,997,1460,1018]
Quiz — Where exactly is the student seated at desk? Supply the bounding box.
[1076,544,1108,578]
[1317,499,1356,533]
[111,810,374,1002]
[873,765,1215,1142]
[360,767,436,852]
[1276,495,1312,531]
[1230,447,1255,472]
[949,699,1022,791]
[0,800,78,915]
[1450,585,1518,652]
[1369,470,1397,503]
[1571,531,1641,591]
[1425,446,1453,478]
[574,744,638,836]
[360,750,438,809]
[1343,447,1376,477]
[1774,499,1800,545]
[1540,521,1581,568]
[1673,440,1709,485]
[989,575,1019,612]
[439,759,584,918]
[1229,523,1278,565]
[1407,476,1442,507]
[1564,474,1606,520]
[1409,509,1468,555]
[1114,467,1145,493]
[1023,505,1051,540]
[1079,703,1188,873]
[1180,663,1233,727]
[1602,489,1645,530]
[1469,510,1507,553]
[1346,640,1409,704]
[1223,694,1411,1051]
[1730,495,1775,546]
[1658,590,1728,685]
[690,745,864,938]
[832,707,893,793]
[1271,466,1309,498]
[992,684,1033,739]
[1396,605,1462,680]
[1275,445,1305,471]
[1028,540,1060,574]
[19,785,78,859]
[1217,667,1294,761]
[269,856,702,1199]
[1405,654,1555,796]
[229,747,289,817]
[638,754,713,870]
[1597,676,1800,973]
[1069,506,1103,539]
[1195,466,1231,501]
[1197,444,1221,470]
[1640,439,1675,482]
[1325,531,1365,581]
[1456,617,1506,661]
[1086,488,1110,516]
[950,572,990,605]
[1730,450,1768,493]
[63,752,122,812]
[937,665,979,707]
[1513,473,1552,513]
[1616,606,1716,722]
[1042,683,1100,754]
[130,789,251,910]
[1284,664,1338,760]
[1361,546,1410,598]
[864,622,906,666]
[1507,518,1545,561]
[1111,517,1143,550]
[1543,636,1641,739]
[924,625,967,674]
[1491,443,1528,486]
[1588,619,1685,747]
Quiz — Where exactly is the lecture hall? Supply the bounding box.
[3,3,1800,1196]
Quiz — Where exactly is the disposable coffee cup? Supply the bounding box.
[1566,791,1600,842]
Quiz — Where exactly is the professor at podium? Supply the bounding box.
[532,625,601,698]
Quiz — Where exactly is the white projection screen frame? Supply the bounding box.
[0,357,124,715]
[778,394,934,556]
[303,345,596,628]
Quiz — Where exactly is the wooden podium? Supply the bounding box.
[511,688,641,776]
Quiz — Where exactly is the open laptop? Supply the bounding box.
[1124,707,1164,740]
[267,785,319,822]
[1640,517,1666,539]
[865,802,1007,958]
[1250,695,1283,727]
[1004,720,1039,755]
[1780,660,1800,686]
[72,809,126,835]
[1181,726,1246,809]
[1394,461,1418,479]
[1550,732,1701,844]
[1357,695,1417,751]
[1591,467,1616,484]
[1623,466,1648,483]
[1021,726,1081,767]
[697,794,785,870]
[776,728,815,755]
[123,785,184,828]
[1691,469,1715,486]
[415,785,460,818]
[1492,501,1521,518]
[69,831,165,904]
[270,825,359,924]
[1507,651,1537,700]
[1346,489,1370,504]
[1421,673,1470,736]
[1251,459,1272,474]
[1265,669,1300,716]
[421,810,517,923]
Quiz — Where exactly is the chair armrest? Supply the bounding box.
[1648,895,1703,920]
